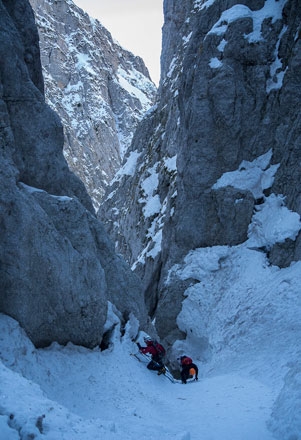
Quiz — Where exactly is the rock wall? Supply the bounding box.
[29,0,157,210]
[99,0,301,342]
[0,0,148,348]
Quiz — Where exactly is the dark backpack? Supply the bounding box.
[153,341,166,356]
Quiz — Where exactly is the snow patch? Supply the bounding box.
[207,0,287,42]
[266,26,288,93]
[209,57,223,69]
[164,155,177,172]
[212,149,279,199]
[171,241,301,382]
[217,38,227,52]
[138,163,161,218]
[19,183,73,201]
[146,229,163,259]
[75,52,96,76]
[116,67,153,109]
[140,194,161,218]
[247,194,301,248]
[111,150,141,183]
[132,193,169,269]
[167,57,177,78]
[194,0,216,11]
[183,32,193,45]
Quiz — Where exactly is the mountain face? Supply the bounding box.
[99,0,301,346]
[1,0,300,437]
[29,0,157,210]
[0,0,149,348]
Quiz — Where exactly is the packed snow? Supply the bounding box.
[2,146,301,439]
[2,148,301,439]
[0,313,282,440]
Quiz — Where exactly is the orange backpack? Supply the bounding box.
[189,367,196,377]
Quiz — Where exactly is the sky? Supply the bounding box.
[73,0,164,85]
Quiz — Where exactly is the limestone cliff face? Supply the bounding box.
[0,0,148,347]
[29,0,157,209]
[99,0,301,341]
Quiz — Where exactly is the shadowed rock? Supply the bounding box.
[0,0,148,347]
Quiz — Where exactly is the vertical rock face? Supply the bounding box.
[29,0,157,210]
[0,0,148,347]
[99,0,301,341]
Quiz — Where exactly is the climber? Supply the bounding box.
[137,337,166,375]
[178,355,199,384]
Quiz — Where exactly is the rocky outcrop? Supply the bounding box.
[29,0,157,209]
[0,0,148,347]
[99,0,301,342]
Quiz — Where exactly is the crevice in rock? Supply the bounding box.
[99,325,116,351]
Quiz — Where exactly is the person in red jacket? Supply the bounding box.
[178,355,198,384]
[137,337,166,375]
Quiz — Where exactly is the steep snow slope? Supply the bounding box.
[30,0,157,209]
[0,313,289,440]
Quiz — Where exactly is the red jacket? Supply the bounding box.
[140,345,158,356]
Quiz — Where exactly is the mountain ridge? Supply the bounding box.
[29,0,157,209]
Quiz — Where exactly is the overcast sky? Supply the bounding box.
[73,0,164,85]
